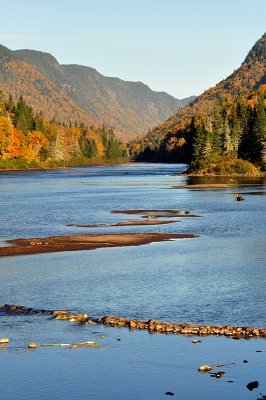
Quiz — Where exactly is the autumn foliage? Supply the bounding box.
[0,92,127,169]
[129,33,266,174]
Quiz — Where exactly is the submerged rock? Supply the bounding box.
[70,341,100,349]
[210,371,225,379]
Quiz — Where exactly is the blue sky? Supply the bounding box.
[0,0,265,98]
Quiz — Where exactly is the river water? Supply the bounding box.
[0,163,265,399]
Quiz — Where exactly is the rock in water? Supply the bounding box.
[0,338,9,344]
[28,342,38,349]
[198,365,212,372]
[246,381,259,391]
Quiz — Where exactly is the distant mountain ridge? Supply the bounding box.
[0,45,195,140]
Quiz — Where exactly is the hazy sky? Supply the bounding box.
[0,0,265,98]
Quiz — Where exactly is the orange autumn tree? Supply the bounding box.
[0,115,14,159]
[23,131,49,162]
[0,91,127,168]
[8,128,26,159]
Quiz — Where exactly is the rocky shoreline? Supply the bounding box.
[1,304,266,339]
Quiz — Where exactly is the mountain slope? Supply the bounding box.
[129,34,266,167]
[0,46,195,140]
[0,46,94,127]
[149,33,266,138]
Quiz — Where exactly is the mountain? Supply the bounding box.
[131,33,266,163]
[0,45,94,127]
[0,45,195,141]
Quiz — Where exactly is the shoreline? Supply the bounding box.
[0,232,197,257]
[0,162,264,178]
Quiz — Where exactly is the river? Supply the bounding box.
[0,163,265,399]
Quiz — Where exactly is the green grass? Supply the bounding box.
[0,155,129,171]
[189,157,262,176]
[0,158,40,170]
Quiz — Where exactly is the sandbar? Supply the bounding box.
[111,209,199,218]
[0,232,197,257]
[67,220,176,228]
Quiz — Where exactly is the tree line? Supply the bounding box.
[0,92,127,168]
[188,91,266,173]
[129,89,266,174]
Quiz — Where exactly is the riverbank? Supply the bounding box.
[0,157,131,173]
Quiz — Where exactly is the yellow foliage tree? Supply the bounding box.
[23,131,49,162]
[0,116,14,159]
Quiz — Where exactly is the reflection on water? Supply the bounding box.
[186,175,266,185]
[0,163,265,400]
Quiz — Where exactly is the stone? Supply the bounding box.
[252,329,260,336]
[117,318,128,327]
[198,365,212,372]
[102,315,114,324]
[147,319,159,330]
[246,381,259,391]
[28,342,38,349]
[0,338,9,344]
[54,314,69,320]
[129,320,137,329]
[52,310,68,315]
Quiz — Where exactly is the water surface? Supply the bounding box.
[0,163,265,399]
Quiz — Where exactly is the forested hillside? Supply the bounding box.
[0,45,194,141]
[0,91,127,169]
[129,33,266,175]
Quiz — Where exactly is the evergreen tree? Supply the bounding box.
[249,95,266,163]
[15,96,34,133]
[191,122,208,166]
[0,90,5,115]
[6,94,15,113]
[222,117,233,154]
[83,139,98,158]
